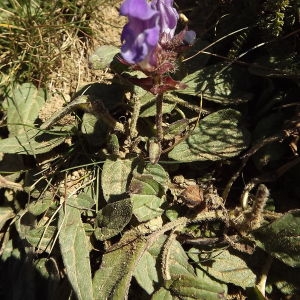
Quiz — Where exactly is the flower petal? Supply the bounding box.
[120,0,157,20]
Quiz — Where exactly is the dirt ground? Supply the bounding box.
[40,1,124,123]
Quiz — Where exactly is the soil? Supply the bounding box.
[41,1,124,122]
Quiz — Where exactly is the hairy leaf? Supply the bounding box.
[25,226,56,252]
[253,210,300,267]
[101,158,136,202]
[130,170,166,222]
[58,200,94,300]
[93,239,146,300]
[74,193,95,210]
[162,238,195,279]
[27,199,53,216]
[168,109,250,162]
[151,288,173,300]
[169,274,226,300]
[89,45,119,70]
[0,127,70,155]
[3,83,46,135]
[142,163,169,189]
[0,206,15,231]
[134,235,167,294]
[189,248,256,289]
[140,101,176,117]
[94,198,132,241]
[131,194,164,222]
[178,64,252,104]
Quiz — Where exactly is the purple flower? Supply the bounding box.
[120,0,160,65]
[151,0,178,38]
[120,0,179,66]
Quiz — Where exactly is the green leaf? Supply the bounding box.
[177,64,252,104]
[163,238,195,279]
[94,198,132,241]
[25,225,56,252]
[151,288,173,300]
[74,193,95,210]
[142,163,169,189]
[130,175,165,197]
[3,83,46,135]
[81,113,108,148]
[189,248,256,289]
[0,127,70,155]
[140,101,176,117]
[0,206,15,231]
[93,238,147,300]
[139,92,176,117]
[101,158,137,202]
[134,235,167,294]
[253,210,300,267]
[27,198,53,216]
[164,119,189,140]
[88,45,120,70]
[131,194,164,222]
[168,109,251,162]
[58,200,94,300]
[169,274,226,300]
[130,169,166,222]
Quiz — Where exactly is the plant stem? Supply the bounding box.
[156,93,164,141]
[130,95,141,139]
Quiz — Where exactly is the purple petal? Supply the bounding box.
[120,0,157,20]
[151,0,178,36]
[121,19,160,64]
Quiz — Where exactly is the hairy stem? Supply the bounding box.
[156,93,164,141]
[129,95,141,139]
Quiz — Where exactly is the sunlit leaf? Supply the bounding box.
[27,199,53,216]
[134,235,167,294]
[74,193,95,210]
[177,64,252,104]
[58,200,94,300]
[3,83,46,135]
[253,210,300,267]
[89,45,119,70]
[141,163,169,189]
[94,198,132,241]
[168,109,251,162]
[189,248,256,289]
[25,226,56,252]
[93,238,146,300]
[0,206,15,231]
[140,101,176,117]
[130,165,167,222]
[151,287,173,300]
[163,238,195,279]
[169,274,226,300]
[131,194,164,222]
[0,127,70,155]
[101,158,137,202]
